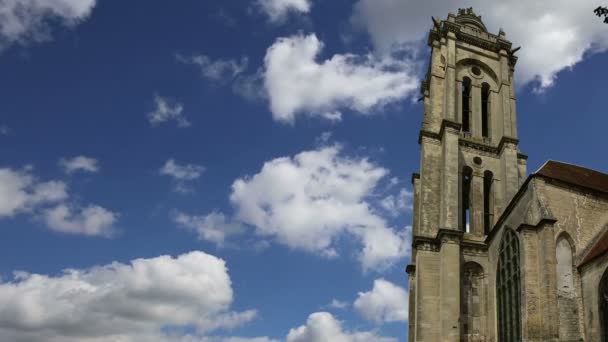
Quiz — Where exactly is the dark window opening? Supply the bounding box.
[462,167,472,232]
[497,229,522,342]
[462,77,471,133]
[483,170,494,235]
[600,268,608,341]
[482,83,490,138]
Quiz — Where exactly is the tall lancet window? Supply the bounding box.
[556,235,581,340]
[462,262,486,341]
[462,166,472,232]
[481,83,490,138]
[462,77,472,133]
[483,171,493,235]
[497,229,522,342]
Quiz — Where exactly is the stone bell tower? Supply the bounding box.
[406,8,527,342]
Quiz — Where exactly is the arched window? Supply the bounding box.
[481,83,490,138]
[556,235,581,340]
[600,267,608,341]
[462,166,472,232]
[483,171,494,235]
[556,237,575,297]
[497,229,521,342]
[462,77,472,133]
[462,262,486,340]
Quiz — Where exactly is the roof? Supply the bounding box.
[579,229,608,267]
[536,160,608,194]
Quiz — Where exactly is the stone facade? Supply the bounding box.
[407,8,608,342]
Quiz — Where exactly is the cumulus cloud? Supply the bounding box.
[286,312,397,342]
[0,0,96,51]
[160,159,205,193]
[0,168,67,217]
[160,159,205,181]
[327,299,349,309]
[59,156,99,174]
[43,204,117,237]
[263,34,419,123]
[225,145,409,271]
[353,279,408,324]
[173,211,244,247]
[351,0,608,90]
[177,54,249,82]
[0,167,118,236]
[379,188,413,216]
[147,95,190,128]
[256,0,311,22]
[0,251,261,342]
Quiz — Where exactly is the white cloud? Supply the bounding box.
[59,156,99,174]
[351,0,608,90]
[160,159,205,181]
[379,188,413,216]
[160,159,205,193]
[0,167,118,236]
[43,204,117,237]
[0,251,260,342]
[0,125,9,135]
[177,54,249,82]
[0,168,67,218]
[228,145,409,271]
[0,0,96,51]
[354,279,408,324]
[263,34,418,123]
[173,211,244,247]
[147,95,190,128]
[256,0,311,22]
[286,312,397,342]
[327,299,349,309]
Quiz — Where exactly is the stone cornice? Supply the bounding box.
[428,20,515,66]
[437,228,464,245]
[498,136,519,153]
[413,229,467,252]
[439,119,462,137]
[516,219,558,233]
[411,173,420,185]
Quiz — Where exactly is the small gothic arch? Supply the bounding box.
[601,267,608,342]
[462,77,472,133]
[483,170,494,235]
[461,166,473,232]
[461,262,486,341]
[497,228,522,342]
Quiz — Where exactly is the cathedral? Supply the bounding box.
[406,8,608,342]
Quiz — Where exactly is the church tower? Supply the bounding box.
[406,8,527,342]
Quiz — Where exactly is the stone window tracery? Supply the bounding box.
[497,228,521,342]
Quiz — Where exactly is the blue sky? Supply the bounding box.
[0,1,607,341]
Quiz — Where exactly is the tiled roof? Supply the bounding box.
[536,160,608,194]
[579,229,608,267]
